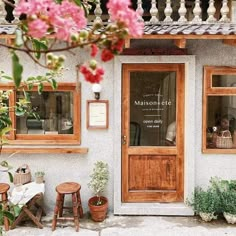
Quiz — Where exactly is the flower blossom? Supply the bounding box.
[80,65,104,84]
[107,0,144,37]
[101,49,114,62]
[90,44,99,57]
[16,0,87,41]
[28,19,49,38]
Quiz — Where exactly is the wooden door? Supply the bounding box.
[122,63,185,202]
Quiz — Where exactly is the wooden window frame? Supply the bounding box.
[202,66,236,154]
[1,82,81,145]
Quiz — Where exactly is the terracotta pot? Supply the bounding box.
[88,196,108,222]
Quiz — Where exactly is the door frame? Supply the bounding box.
[122,63,185,203]
[113,55,196,215]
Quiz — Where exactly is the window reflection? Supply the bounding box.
[129,71,176,146]
[16,91,74,135]
[207,96,236,149]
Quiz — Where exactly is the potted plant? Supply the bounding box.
[34,171,45,184]
[88,161,109,222]
[187,187,219,222]
[221,190,236,224]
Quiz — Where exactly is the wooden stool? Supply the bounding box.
[0,183,10,231]
[52,182,83,232]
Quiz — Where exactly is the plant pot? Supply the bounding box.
[223,212,236,224]
[88,196,108,222]
[35,176,44,184]
[199,212,216,222]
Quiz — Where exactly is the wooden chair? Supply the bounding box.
[0,183,10,231]
[52,182,83,232]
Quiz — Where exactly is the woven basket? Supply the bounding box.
[216,130,233,149]
[13,164,31,185]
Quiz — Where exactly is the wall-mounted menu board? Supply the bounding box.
[87,100,109,129]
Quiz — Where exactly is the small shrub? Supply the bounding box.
[88,161,109,206]
[187,187,220,215]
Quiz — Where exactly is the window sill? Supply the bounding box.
[1,145,88,154]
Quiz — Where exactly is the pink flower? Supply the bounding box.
[28,19,48,38]
[101,49,114,62]
[107,0,144,37]
[16,0,87,42]
[80,65,104,83]
[90,44,99,57]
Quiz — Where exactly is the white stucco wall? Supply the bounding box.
[0,45,115,213]
[0,39,236,215]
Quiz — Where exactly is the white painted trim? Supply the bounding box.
[113,55,195,215]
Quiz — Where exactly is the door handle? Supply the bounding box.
[122,135,127,145]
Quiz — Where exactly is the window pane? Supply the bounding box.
[212,75,236,87]
[16,91,74,135]
[206,96,236,149]
[130,71,176,146]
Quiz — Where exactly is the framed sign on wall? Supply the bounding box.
[87,100,109,129]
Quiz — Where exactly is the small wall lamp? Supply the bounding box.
[92,83,102,100]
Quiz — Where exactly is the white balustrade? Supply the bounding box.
[93,0,103,25]
[192,0,202,23]
[136,0,144,22]
[178,0,187,23]
[219,0,230,23]
[206,0,217,23]
[164,0,173,23]
[0,0,7,24]
[149,0,159,24]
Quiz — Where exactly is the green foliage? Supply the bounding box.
[12,51,23,88]
[88,161,109,205]
[187,187,220,214]
[35,171,45,177]
[221,191,236,214]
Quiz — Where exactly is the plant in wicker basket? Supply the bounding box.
[88,161,109,222]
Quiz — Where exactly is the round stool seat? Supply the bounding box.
[0,183,10,194]
[56,182,81,194]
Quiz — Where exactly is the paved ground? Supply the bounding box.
[4,212,236,236]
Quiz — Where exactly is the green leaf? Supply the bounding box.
[27,83,33,91]
[38,83,43,94]
[12,51,23,88]
[3,211,15,222]
[1,75,13,81]
[74,0,81,6]
[8,172,13,183]
[12,205,21,217]
[32,39,48,59]
[51,79,58,89]
[0,127,12,136]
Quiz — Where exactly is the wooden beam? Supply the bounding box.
[124,38,130,48]
[223,39,236,46]
[174,39,186,48]
[1,147,89,154]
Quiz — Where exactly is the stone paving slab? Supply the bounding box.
[4,214,236,236]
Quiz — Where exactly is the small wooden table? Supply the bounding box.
[11,192,46,229]
[9,182,46,229]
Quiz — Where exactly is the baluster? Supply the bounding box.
[0,0,7,24]
[12,0,20,24]
[136,0,144,22]
[94,0,103,25]
[206,0,216,23]
[164,0,173,23]
[149,0,159,24]
[192,0,202,23]
[219,0,230,23]
[178,0,187,23]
